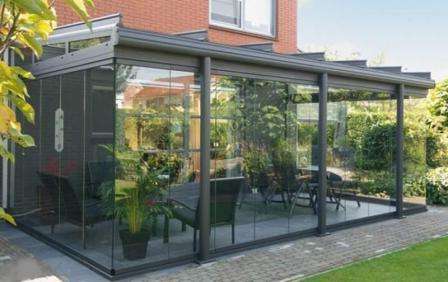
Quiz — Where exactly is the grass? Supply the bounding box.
[304,236,448,282]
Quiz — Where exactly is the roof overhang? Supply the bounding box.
[25,14,435,94]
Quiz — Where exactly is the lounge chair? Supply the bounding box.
[37,171,105,248]
[167,177,244,251]
[87,161,115,198]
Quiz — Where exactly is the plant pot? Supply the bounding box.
[119,228,151,260]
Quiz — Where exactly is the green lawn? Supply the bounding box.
[304,236,448,282]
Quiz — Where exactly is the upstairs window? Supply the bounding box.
[210,0,276,37]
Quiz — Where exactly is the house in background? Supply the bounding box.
[55,0,298,53]
[1,0,434,279]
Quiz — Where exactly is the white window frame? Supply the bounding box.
[209,0,276,37]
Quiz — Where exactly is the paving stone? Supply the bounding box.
[136,207,448,281]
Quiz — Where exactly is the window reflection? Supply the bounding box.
[210,75,319,249]
[404,96,427,209]
[114,65,201,266]
[243,0,274,35]
[326,88,397,224]
[210,0,275,36]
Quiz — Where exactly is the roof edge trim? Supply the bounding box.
[116,27,435,89]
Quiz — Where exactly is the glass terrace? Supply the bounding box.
[6,15,434,278]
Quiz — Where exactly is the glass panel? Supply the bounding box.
[10,79,42,228]
[34,76,61,235]
[84,66,115,269]
[326,89,396,225]
[210,75,318,250]
[114,65,200,268]
[243,0,274,35]
[69,37,110,52]
[252,80,289,240]
[13,48,33,67]
[289,84,320,232]
[11,65,116,272]
[210,76,254,248]
[211,0,241,27]
[41,43,66,61]
[404,96,427,209]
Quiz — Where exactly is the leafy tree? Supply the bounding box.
[428,79,448,132]
[0,0,94,161]
[426,79,448,167]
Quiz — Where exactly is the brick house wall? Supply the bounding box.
[54,0,297,53]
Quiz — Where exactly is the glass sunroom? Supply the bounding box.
[6,15,434,278]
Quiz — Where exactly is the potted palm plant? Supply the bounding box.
[114,163,172,260]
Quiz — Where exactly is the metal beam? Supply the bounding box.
[318,73,328,235]
[403,72,432,79]
[28,43,114,78]
[333,60,367,68]
[370,66,402,73]
[199,56,211,261]
[290,52,326,61]
[396,84,404,218]
[239,43,274,52]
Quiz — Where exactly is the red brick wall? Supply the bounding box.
[54,0,297,53]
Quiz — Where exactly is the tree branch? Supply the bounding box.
[0,4,5,27]
[0,5,20,57]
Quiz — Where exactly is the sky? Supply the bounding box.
[298,0,448,81]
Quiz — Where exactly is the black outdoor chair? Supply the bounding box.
[37,171,105,248]
[87,161,115,198]
[306,171,362,212]
[327,173,361,210]
[167,177,244,251]
[253,171,281,206]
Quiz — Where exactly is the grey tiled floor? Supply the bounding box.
[18,198,391,270]
[1,206,447,281]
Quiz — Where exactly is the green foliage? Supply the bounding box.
[428,79,448,132]
[121,109,181,151]
[211,120,235,159]
[357,170,396,198]
[0,0,93,161]
[404,174,427,198]
[358,123,396,170]
[101,156,172,234]
[426,167,448,205]
[144,152,183,181]
[427,79,448,168]
[242,146,269,188]
[117,164,171,234]
[115,151,183,183]
[0,207,16,226]
[270,139,297,189]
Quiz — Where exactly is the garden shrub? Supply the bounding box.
[404,174,427,197]
[357,123,396,171]
[426,167,448,205]
[357,171,396,197]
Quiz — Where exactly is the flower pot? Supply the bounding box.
[119,228,151,260]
